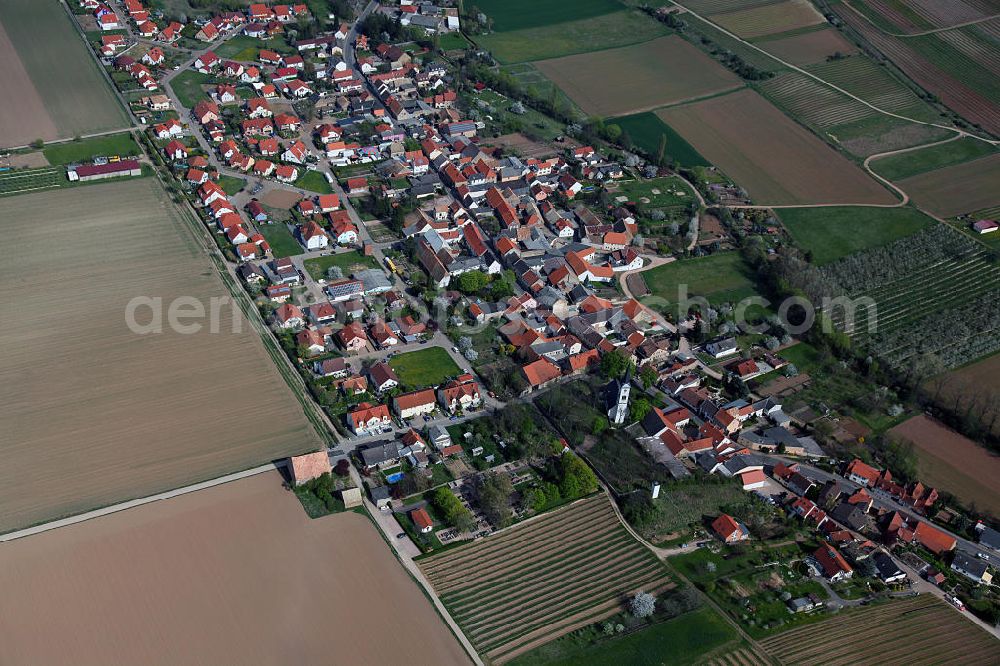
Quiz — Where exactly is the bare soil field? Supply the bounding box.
[489,133,556,159]
[0,180,324,533]
[0,0,129,147]
[712,0,825,39]
[534,36,743,117]
[658,90,896,205]
[929,352,1000,440]
[760,594,997,664]
[260,187,304,208]
[0,22,57,148]
[1,150,50,168]
[418,494,672,663]
[757,27,859,65]
[890,414,1000,515]
[898,153,1000,217]
[0,472,470,666]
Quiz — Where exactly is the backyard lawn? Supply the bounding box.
[218,175,246,195]
[214,35,293,61]
[297,170,333,194]
[389,347,461,388]
[303,251,377,280]
[42,133,139,165]
[642,252,759,307]
[170,70,212,108]
[258,223,301,259]
[611,176,698,211]
[777,206,934,265]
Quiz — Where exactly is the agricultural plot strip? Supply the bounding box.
[759,595,997,665]
[418,494,671,662]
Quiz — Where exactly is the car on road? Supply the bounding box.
[396,533,406,539]
[449,415,458,421]
[977,552,990,560]
[451,346,458,353]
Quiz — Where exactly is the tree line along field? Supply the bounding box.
[611,112,710,168]
[776,206,934,265]
[835,6,1000,136]
[657,89,896,205]
[416,495,673,664]
[533,35,743,117]
[0,179,325,533]
[759,595,998,664]
[0,0,128,148]
[0,473,470,665]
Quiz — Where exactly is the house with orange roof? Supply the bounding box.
[438,377,481,414]
[393,389,437,420]
[520,358,562,393]
[411,507,434,533]
[337,322,369,353]
[712,514,750,543]
[346,402,391,436]
[288,451,330,486]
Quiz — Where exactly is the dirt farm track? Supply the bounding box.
[0,472,470,666]
[0,180,324,533]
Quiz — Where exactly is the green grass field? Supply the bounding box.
[303,250,377,280]
[41,133,139,165]
[777,206,934,265]
[509,606,738,666]
[214,35,294,61]
[642,252,758,306]
[0,0,129,144]
[780,342,822,373]
[296,170,333,194]
[389,347,460,388]
[612,112,709,168]
[869,138,999,181]
[476,0,621,32]
[436,31,470,51]
[170,70,212,108]
[218,175,246,195]
[476,10,669,64]
[258,223,301,258]
[610,176,698,210]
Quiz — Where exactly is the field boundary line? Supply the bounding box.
[0,462,285,543]
[669,0,999,147]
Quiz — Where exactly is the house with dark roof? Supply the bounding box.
[951,551,992,584]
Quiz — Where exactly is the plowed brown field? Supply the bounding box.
[0,472,470,666]
[658,90,896,205]
[0,180,324,533]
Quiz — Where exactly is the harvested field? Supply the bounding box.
[259,187,303,208]
[890,414,1000,515]
[898,153,1000,217]
[759,595,998,664]
[712,0,824,39]
[682,0,782,13]
[0,0,128,147]
[534,36,743,117]
[658,90,895,205]
[2,151,49,168]
[0,472,470,666]
[0,180,324,533]
[928,352,1000,442]
[757,27,858,65]
[417,495,672,663]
